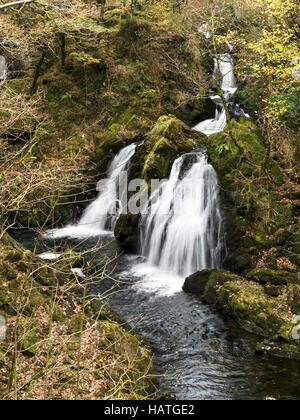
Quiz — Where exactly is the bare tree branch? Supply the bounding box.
[0,0,35,10]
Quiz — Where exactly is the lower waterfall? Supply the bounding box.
[44,143,137,239]
[140,151,225,279]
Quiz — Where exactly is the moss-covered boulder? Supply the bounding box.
[131,115,206,182]
[216,279,286,337]
[182,269,216,294]
[183,268,300,359]
[94,112,148,174]
[208,119,283,186]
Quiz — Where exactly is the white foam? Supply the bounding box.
[120,262,184,297]
[38,252,61,260]
[43,224,111,240]
[71,268,86,278]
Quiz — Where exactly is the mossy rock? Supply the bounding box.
[94,112,147,172]
[246,269,299,286]
[183,270,241,303]
[114,213,140,253]
[216,279,286,337]
[202,271,242,304]
[257,321,300,359]
[182,269,216,294]
[141,115,205,182]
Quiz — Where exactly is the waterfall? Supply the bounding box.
[193,53,249,136]
[44,143,137,239]
[140,150,224,279]
[0,56,7,81]
[79,143,136,232]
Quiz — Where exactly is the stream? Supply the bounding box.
[11,230,300,400]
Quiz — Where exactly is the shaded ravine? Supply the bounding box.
[10,38,299,400]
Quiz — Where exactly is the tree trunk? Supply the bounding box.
[59,33,66,70]
[30,50,46,96]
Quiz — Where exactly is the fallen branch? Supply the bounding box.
[0,0,35,10]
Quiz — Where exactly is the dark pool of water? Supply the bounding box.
[11,229,300,400]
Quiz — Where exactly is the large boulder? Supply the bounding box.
[183,269,241,303]
[129,115,206,182]
[182,267,300,360]
[182,269,216,294]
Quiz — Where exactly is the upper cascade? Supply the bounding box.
[193,52,249,136]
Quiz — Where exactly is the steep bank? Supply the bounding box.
[0,232,157,399]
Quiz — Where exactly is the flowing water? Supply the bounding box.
[193,53,249,136]
[44,143,137,239]
[140,151,225,278]
[17,42,299,400]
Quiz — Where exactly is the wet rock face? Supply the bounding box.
[182,269,216,294]
[114,214,140,253]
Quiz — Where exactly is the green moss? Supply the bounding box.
[141,115,205,182]
[217,280,286,337]
[246,269,299,286]
[68,313,89,335]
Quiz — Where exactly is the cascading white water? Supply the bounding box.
[79,142,136,231]
[44,143,137,239]
[193,53,249,136]
[140,151,224,279]
[0,56,7,81]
